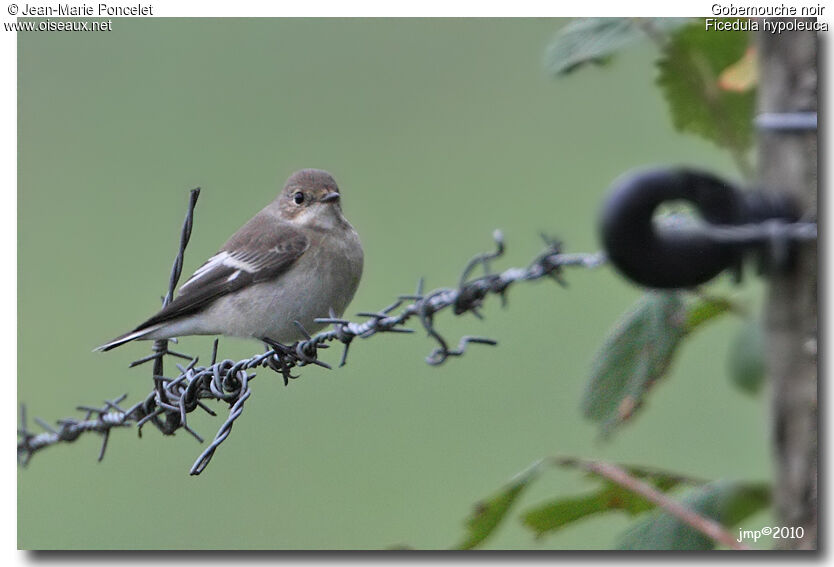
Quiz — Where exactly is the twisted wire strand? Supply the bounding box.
[17,193,605,474]
[659,216,818,245]
[657,215,817,276]
[17,191,815,475]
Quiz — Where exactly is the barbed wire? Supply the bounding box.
[17,189,606,475]
[17,187,816,476]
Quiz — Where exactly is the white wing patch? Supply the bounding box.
[131,222,309,331]
[179,251,261,292]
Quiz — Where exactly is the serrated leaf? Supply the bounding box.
[718,46,758,92]
[584,292,734,434]
[617,480,770,550]
[583,292,688,434]
[546,17,691,76]
[456,461,542,549]
[656,20,754,151]
[727,319,766,395]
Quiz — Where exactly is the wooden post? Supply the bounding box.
[757,21,817,550]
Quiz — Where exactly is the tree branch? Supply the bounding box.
[554,457,750,550]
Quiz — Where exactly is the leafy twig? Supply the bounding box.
[555,458,750,550]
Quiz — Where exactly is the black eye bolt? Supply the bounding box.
[599,167,801,289]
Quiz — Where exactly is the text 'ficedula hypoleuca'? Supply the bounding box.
[96,169,364,351]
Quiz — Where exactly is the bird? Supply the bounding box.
[95,168,364,352]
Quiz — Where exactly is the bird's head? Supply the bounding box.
[277,169,345,227]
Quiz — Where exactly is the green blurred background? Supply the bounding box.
[18,18,771,549]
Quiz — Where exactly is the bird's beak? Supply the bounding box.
[321,192,341,203]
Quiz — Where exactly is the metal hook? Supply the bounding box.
[599,167,800,289]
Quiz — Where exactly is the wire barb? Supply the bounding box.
[17,191,605,475]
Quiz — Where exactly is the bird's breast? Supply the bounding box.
[228,225,363,342]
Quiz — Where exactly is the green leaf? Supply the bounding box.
[584,292,688,433]
[545,18,691,75]
[617,481,770,550]
[584,292,734,434]
[727,319,766,395]
[655,20,754,152]
[456,461,543,549]
[523,483,652,537]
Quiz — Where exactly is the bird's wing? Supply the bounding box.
[134,215,309,330]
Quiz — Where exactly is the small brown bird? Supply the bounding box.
[96,169,364,351]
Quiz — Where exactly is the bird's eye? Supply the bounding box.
[293,192,305,205]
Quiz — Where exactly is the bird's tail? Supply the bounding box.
[93,325,161,352]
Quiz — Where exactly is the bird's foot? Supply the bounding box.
[262,337,299,386]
